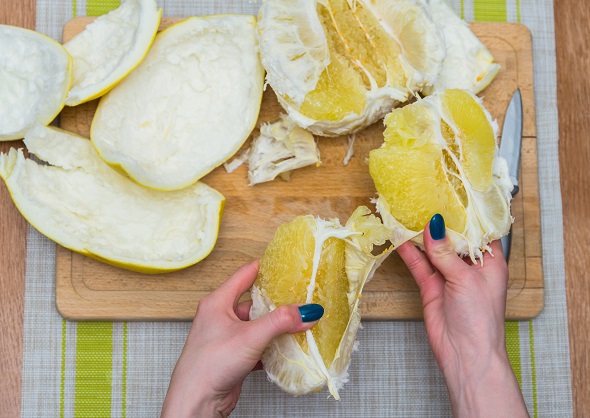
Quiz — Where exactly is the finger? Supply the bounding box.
[480,240,509,287]
[245,304,323,353]
[235,299,253,321]
[486,240,507,267]
[397,241,444,306]
[397,241,435,288]
[213,260,260,306]
[423,214,473,284]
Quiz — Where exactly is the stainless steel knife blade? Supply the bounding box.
[499,88,523,262]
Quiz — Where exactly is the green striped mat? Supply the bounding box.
[22,0,572,416]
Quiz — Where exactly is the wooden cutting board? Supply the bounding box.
[56,18,542,321]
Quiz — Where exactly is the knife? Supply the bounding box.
[499,88,523,262]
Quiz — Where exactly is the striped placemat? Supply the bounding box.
[21,0,572,416]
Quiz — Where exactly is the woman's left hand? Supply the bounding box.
[161,260,322,418]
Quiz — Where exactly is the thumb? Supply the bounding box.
[424,214,472,283]
[246,303,324,353]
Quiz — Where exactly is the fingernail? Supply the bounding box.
[298,304,324,322]
[430,214,446,240]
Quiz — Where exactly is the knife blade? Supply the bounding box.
[499,88,523,262]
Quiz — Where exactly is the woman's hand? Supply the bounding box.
[161,260,323,418]
[397,214,529,418]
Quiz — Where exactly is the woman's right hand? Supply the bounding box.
[397,214,529,418]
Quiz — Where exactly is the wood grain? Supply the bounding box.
[555,1,590,416]
[54,19,543,321]
[0,2,36,417]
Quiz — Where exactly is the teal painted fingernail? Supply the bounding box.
[430,214,446,240]
[298,304,324,322]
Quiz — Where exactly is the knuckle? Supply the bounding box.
[270,305,296,332]
[405,251,424,272]
[430,243,456,259]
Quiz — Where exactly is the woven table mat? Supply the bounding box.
[21,0,572,416]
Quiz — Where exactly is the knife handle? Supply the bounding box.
[501,229,512,263]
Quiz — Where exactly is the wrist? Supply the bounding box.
[441,342,509,388]
[161,381,223,418]
[443,349,528,418]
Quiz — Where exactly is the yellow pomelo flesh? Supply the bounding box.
[299,56,366,122]
[298,0,405,121]
[369,89,510,258]
[317,0,405,88]
[442,89,496,190]
[369,114,467,233]
[251,207,394,398]
[476,183,511,230]
[257,216,350,366]
[311,237,349,365]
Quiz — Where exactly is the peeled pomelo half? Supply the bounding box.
[250,206,392,399]
[0,124,225,273]
[0,25,72,141]
[63,0,162,106]
[369,89,512,261]
[257,0,445,136]
[91,15,265,191]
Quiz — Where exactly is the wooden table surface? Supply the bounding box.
[1,1,588,417]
